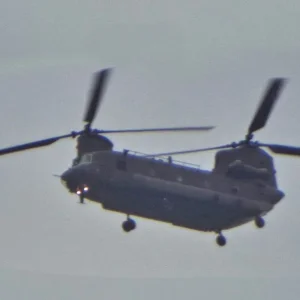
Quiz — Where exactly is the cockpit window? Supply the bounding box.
[80,153,93,163]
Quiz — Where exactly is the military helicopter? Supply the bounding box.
[1,69,299,247]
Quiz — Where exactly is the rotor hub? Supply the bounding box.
[245,132,254,142]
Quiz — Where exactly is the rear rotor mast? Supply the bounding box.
[146,77,299,158]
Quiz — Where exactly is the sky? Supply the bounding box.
[0,0,300,299]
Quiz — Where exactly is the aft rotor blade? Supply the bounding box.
[83,68,112,126]
[97,126,215,134]
[248,78,287,134]
[145,144,233,157]
[261,143,300,156]
[0,132,80,156]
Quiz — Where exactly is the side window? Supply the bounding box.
[87,153,93,162]
[117,160,127,171]
[177,175,183,182]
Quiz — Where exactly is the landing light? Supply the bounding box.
[76,185,89,195]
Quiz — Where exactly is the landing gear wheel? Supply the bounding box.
[122,218,136,233]
[255,216,265,228]
[216,234,226,247]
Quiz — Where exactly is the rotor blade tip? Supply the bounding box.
[101,67,113,74]
[271,77,288,84]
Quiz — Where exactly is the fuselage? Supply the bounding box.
[60,149,284,232]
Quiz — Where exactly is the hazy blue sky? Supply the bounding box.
[1,0,300,299]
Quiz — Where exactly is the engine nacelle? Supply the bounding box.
[227,160,270,181]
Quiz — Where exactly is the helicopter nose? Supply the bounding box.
[60,170,70,186]
[60,167,87,191]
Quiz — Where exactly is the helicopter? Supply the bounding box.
[1,69,299,247]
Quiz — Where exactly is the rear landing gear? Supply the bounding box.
[122,217,136,233]
[216,232,226,247]
[255,216,265,228]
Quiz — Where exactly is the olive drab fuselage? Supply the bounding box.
[61,141,284,233]
[0,71,292,247]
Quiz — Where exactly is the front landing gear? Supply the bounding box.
[122,217,136,233]
[79,194,84,204]
[76,185,89,204]
[215,231,226,246]
[255,216,265,228]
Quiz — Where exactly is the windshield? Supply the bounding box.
[80,153,93,163]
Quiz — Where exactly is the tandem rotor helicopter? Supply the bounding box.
[1,69,299,246]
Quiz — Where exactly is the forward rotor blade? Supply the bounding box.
[97,126,215,134]
[248,78,287,134]
[145,144,233,157]
[0,132,80,156]
[261,143,300,156]
[83,68,112,126]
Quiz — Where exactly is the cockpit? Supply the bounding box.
[72,153,94,166]
[80,153,94,163]
[75,151,114,166]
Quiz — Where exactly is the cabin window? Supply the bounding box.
[204,180,209,188]
[213,194,220,203]
[81,153,93,163]
[256,182,265,188]
[177,175,183,182]
[149,169,155,176]
[236,199,242,207]
[163,197,173,210]
[259,161,265,166]
[231,186,239,194]
[117,160,127,171]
